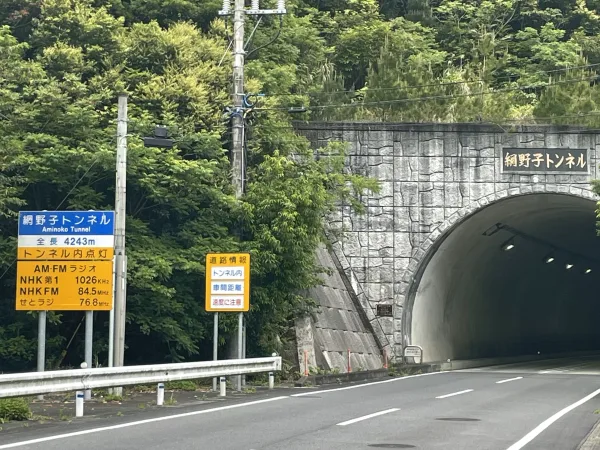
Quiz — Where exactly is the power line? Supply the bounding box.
[243,112,600,146]
[258,63,600,98]
[0,155,103,282]
[255,75,600,112]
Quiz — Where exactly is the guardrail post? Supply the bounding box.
[75,391,84,417]
[268,372,274,389]
[219,377,226,397]
[157,383,164,406]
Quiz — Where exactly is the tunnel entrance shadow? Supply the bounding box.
[404,193,600,363]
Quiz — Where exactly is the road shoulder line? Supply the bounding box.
[291,371,446,397]
[507,387,600,450]
[0,396,289,449]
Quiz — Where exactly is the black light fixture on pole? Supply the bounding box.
[142,125,175,148]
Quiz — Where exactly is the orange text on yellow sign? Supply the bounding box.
[205,253,250,313]
[17,247,114,261]
[16,260,114,311]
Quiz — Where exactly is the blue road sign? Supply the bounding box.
[18,211,115,236]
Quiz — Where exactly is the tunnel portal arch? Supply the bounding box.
[401,184,600,363]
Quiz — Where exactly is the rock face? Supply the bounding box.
[295,122,600,362]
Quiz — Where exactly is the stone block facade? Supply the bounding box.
[295,122,600,360]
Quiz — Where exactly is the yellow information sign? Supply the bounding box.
[205,253,250,312]
[17,247,114,261]
[16,261,114,311]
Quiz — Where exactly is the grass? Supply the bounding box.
[102,394,123,402]
[164,393,177,406]
[58,408,71,421]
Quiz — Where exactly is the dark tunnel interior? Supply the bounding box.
[409,193,600,363]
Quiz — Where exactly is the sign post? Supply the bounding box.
[17,210,115,398]
[213,312,219,392]
[205,253,250,391]
[36,311,46,400]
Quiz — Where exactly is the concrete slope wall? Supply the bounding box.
[295,245,387,374]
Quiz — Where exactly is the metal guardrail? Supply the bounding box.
[0,357,282,398]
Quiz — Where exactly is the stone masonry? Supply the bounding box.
[295,122,600,360]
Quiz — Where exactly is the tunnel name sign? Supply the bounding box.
[502,148,589,173]
[205,253,250,312]
[16,211,115,311]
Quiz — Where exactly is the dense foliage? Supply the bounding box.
[2,0,600,371]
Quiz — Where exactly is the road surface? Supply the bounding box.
[2,355,600,450]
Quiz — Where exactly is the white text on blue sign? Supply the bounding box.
[18,211,115,236]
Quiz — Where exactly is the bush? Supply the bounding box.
[0,398,31,422]
[164,380,197,391]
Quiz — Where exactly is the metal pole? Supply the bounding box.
[213,312,219,392]
[37,311,46,401]
[107,256,116,394]
[84,311,93,400]
[113,94,128,392]
[242,317,246,387]
[237,312,243,391]
[108,306,115,366]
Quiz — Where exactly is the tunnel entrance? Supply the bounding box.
[406,193,600,363]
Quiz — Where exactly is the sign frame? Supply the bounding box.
[500,147,590,175]
[18,211,115,261]
[205,253,250,312]
[15,260,114,311]
[403,345,423,364]
[16,209,115,312]
[376,303,393,317]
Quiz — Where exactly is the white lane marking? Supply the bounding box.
[291,371,446,397]
[0,396,289,449]
[435,389,474,399]
[506,387,600,450]
[496,376,523,384]
[336,408,400,426]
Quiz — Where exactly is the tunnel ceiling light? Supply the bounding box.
[500,238,515,252]
[543,254,555,264]
[565,263,574,270]
[585,268,592,274]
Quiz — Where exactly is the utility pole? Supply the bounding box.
[231,0,245,200]
[232,0,246,393]
[113,93,128,396]
[219,0,287,392]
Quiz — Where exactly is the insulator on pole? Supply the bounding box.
[277,0,286,11]
[222,0,231,14]
[251,0,259,10]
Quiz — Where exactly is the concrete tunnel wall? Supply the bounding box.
[410,193,600,362]
[295,121,600,361]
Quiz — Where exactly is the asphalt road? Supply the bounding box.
[2,356,600,450]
